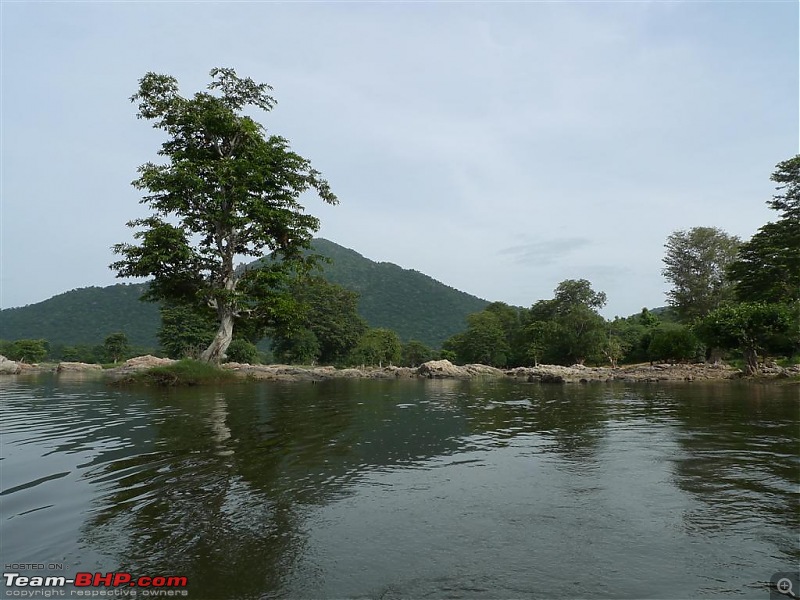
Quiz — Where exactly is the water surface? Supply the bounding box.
[1,376,797,599]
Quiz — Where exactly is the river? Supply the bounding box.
[0,375,797,599]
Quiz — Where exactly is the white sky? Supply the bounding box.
[2,1,798,318]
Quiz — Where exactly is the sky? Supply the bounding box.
[2,1,798,318]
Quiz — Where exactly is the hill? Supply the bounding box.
[0,240,489,349]
[305,239,489,347]
[0,284,160,347]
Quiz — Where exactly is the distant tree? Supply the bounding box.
[728,155,800,303]
[521,279,608,365]
[551,304,607,365]
[448,311,510,367]
[483,302,529,366]
[609,309,662,364]
[439,349,457,362]
[662,227,741,323]
[225,339,259,364]
[401,340,434,367]
[638,308,660,328]
[271,277,367,365]
[552,279,607,312]
[103,332,130,363]
[525,321,555,366]
[695,302,796,374]
[646,324,700,363]
[0,340,13,358]
[61,346,81,362]
[158,302,218,359]
[349,328,401,367]
[10,339,49,363]
[111,68,337,364]
[273,328,321,365]
[601,335,626,368]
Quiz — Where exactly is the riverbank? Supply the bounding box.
[4,355,798,384]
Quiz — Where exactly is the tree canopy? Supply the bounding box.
[728,155,800,303]
[111,68,336,363]
[272,276,367,365]
[696,303,796,374]
[662,227,741,322]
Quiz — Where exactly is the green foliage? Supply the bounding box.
[553,279,607,311]
[662,227,741,322]
[728,155,800,304]
[8,339,49,363]
[116,359,238,386]
[605,310,660,364]
[0,284,159,348]
[3,238,488,353]
[695,302,798,374]
[601,334,628,368]
[444,302,528,367]
[225,339,258,364]
[521,280,609,366]
[445,311,510,367]
[484,302,527,365]
[439,349,457,362]
[273,329,321,365]
[524,321,555,366]
[103,332,130,364]
[400,340,434,367]
[111,68,336,363]
[0,340,14,358]
[547,304,607,365]
[271,276,367,365]
[158,302,217,359]
[638,307,660,328]
[646,324,701,363]
[297,239,489,348]
[349,328,401,367]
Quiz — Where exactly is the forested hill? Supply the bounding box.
[306,239,489,347]
[0,284,160,347]
[0,240,489,349]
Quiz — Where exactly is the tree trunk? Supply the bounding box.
[743,347,759,376]
[201,309,234,364]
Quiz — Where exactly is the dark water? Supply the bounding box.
[0,375,797,599]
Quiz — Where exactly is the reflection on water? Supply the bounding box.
[0,376,797,599]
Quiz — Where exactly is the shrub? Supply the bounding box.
[226,339,258,364]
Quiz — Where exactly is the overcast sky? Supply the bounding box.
[2,1,797,318]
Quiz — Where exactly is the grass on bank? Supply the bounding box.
[113,359,238,386]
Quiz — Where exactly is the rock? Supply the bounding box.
[463,364,506,377]
[415,360,504,379]
[417,360,468,378]
[122,355,176,370]
[106,355,177,379]
[57,362,103,373]
[0,355,21,375]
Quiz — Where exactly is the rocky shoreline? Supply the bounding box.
[3,355,799,383]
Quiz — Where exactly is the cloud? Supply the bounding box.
[499,238,593,266]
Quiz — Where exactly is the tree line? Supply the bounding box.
[6,69,795,374]
[442,156,799,374]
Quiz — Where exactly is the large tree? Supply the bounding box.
[111,68,337,363]
[272,276,367,365]
[695,302,796,375]
[522,279,608,366]
[728,155,800,303]
[661,227,741,322]
[448,311,510,367]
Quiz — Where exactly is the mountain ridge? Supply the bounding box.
[0,239,489,349]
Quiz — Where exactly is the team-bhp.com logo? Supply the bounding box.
[3,572,188,597]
